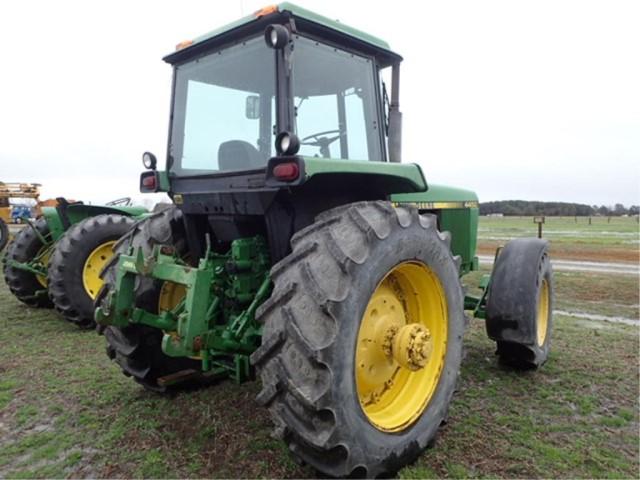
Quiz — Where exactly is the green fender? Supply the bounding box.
[392,185,480,274]
[42,204,147,241]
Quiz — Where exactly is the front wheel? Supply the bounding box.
[251,201,465,477]
[485,238,554,368]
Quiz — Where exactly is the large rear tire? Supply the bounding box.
[485,238,553,368]
[96,206,202,392]
[2,218,54,308]
[47,214,135,328]
[251,201,465,477]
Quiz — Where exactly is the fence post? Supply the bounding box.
[533,216,545,239]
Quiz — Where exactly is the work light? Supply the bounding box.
[264,24,290,49]
[275,131,300,156]
[142,151,157,170]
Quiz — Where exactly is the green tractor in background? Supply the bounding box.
[2,198,146,328]
[96,4,553,476]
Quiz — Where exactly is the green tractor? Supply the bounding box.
[2,198,146,328]
[95,3,553,476]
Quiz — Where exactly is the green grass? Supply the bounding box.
[478,215,639,246]
[1,265,638,478]
[477,216,639,262]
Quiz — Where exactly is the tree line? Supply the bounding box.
[480,200,640,216]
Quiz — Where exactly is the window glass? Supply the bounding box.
[170,37,275,174]
[344,90,368,160]
[292,36,382,161]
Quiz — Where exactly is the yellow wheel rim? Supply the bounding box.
[82,241,116,299]
[158,281,201,360]
[35,246,53,288]
[158,281,186,313]
[536,279,550,346]
[355,261,448,432]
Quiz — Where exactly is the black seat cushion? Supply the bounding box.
[218,140,264,171]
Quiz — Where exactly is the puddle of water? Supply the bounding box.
[477,255,639,275]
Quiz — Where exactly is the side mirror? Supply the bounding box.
[245,95,260,119]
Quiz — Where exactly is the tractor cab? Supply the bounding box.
[162,3,402,176]
[140,3,420,261]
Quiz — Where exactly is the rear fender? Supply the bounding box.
[392,184,480,274]
[42,203,147,241]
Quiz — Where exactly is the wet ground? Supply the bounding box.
[478,254,639,276]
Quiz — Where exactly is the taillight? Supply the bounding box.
[273,162,299,181]
[140,172,158,192]
[142,176,156,189]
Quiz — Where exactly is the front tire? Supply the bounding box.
[47,214,135,328]
[251,201,465,477]
[485,238,553,368]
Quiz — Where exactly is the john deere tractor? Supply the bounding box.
[96,4,553,476]
[2,198,146,327]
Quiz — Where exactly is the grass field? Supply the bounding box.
[1,216,638,478]
[478,216,639,263]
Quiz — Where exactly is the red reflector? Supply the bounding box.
[142,175,157,189]
[273,162,299,181]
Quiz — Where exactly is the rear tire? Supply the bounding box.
[251,201,465,477]
[47,214,135,328]
[485,238,553,368]
[2,218,53,308]
[96,206,202,392]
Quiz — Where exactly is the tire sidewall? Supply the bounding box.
[486,239,553,366]
[3,217,52,306]
[0,219,9,251]
[54,217,131,320]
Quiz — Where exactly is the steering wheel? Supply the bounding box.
[106,197,132,207]
[301,129,344,158]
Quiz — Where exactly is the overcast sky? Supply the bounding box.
[1,0,638,207]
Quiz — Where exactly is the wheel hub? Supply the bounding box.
[389,323,432,371]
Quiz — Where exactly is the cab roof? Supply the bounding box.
[164,2,402,67]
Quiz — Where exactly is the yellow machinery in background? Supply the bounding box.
[0,182,42,223]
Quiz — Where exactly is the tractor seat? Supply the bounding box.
[218,140,264,171]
